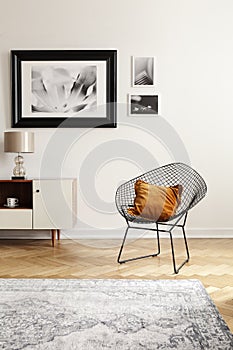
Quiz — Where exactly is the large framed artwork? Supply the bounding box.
[11,50,117,128]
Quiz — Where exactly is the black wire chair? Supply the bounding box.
[115,163,207,274]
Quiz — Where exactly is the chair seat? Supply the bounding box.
[121,205,181,224]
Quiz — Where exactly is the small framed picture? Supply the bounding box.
[128,94,160,116]
[132,56,156,87]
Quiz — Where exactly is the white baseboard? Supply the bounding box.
[61,228,233,239]
[1,228,232,240]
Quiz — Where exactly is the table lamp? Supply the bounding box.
[4,131,35,179]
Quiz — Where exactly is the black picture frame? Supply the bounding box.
[11,50,117,128]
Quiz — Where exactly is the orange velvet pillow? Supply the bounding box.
[127,180,182,221]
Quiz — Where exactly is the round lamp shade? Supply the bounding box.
[4,131,34,153]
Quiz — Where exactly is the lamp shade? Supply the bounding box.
[4,131,34,153]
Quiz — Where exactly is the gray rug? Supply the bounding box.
[0,279,232,350]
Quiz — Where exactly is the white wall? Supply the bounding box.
[0,0,233,238]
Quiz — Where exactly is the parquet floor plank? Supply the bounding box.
[0,238,232,332]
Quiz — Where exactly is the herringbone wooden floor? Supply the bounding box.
[0,238,232,332]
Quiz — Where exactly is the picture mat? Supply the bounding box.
[22,61,107,118]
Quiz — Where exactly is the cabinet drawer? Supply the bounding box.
[0,210,32,229]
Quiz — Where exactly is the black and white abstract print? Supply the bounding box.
[133,57,155,86]
[31,64,97,114]
[130,94,159,116]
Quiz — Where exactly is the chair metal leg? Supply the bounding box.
[117,226,129,263]
[117,224,160,264]
[182,226,190,261]
[169,226,190,274]
[156,223,161,255]
[117,213,190,274]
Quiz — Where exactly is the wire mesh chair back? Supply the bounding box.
[115,162,207,222]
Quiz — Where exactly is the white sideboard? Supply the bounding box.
[0,179,77,246]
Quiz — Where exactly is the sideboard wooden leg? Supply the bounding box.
[57,229,60,240]
[51,229,56,247]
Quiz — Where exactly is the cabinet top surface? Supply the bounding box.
[0,178,76,182]
[0,180,32,183]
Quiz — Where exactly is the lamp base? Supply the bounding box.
[11,176,25,180]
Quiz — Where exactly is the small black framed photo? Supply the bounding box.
[128,94,160,116]
[11,50,117,128]
[132,56,156,87]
